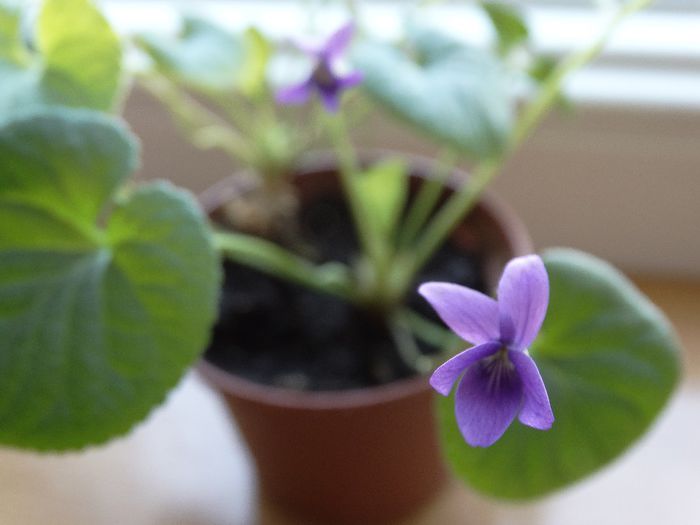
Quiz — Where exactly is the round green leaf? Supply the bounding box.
[38,0,122,110]
[0,109,137,228]
[0,0,122,115]
[136,17,245,92]
[437,248,681,499]
[0,109,220,450]
[354,27,514,160]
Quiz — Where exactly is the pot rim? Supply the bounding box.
[197,358,433,410]
[197,149,533,410]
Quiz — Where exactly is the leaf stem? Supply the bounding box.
[214,230,356,300]
[323,109,390,297]
[389,313,434,374]
[398,148,458,248]
[138,73,255,165]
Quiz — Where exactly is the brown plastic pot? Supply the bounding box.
[197,153,532,524]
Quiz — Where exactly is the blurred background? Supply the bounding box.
[118,0,700,277]
[2,1,699,524]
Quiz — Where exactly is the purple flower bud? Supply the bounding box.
[275,22,363,112]
[419,254,554,447]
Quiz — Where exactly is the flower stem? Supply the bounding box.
[393,0,652,296]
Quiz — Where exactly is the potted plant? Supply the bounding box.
[0,0,682,524]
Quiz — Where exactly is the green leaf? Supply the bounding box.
[137,17,245,92]
[238,27,272,97]
[529,56,558,84]
[38,0,122,110]
[482,2,529,55]
[438,248,681,499]
[0,2,26,64]
[0,0,122,115]
[0,109,220,450]
[354,28,514,160]
[354,158,408,240]
[0,109,136,229]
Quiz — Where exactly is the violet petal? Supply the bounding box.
[497,255,549,350]
[430,341,501,396]
[319,90,341,112]
[275,81,312,105]
[418,282,500,345]
[337,70,363,89]
[509,350,554,430]
[290,37,321,57]
[323,22,355,59]
[454,356,523,447]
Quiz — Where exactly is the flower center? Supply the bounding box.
[481,347,515,394]
[311,61,337,90]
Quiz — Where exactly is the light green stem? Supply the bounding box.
[324,110,391,293]
[400,309,463,355]
[215,231,355,300]
[139,74,254,165]
[398,149,459,248]
[394,0,653,295]
[389,313,434,374]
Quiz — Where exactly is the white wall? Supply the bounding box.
[494,106,700,277]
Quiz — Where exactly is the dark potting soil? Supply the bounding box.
[204,194,485,391]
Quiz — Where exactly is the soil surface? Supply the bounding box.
[204,194,485,391]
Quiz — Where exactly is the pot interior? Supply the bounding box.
[202,155,531,395]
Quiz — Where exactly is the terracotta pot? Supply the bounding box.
[197,153,532,524]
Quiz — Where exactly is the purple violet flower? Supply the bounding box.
[275,22,363,112]
[419,254,554,447]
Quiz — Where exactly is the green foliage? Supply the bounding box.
[354,26,514,160]
[238,27,273,98]
[0,2,25,64]
[0,109,220,450]
[481,2,529,55]
[215,232,353,299]
[529,56,558,84]
[354,158,408,241]
[351,158,409,272]
[528,56,572,111]
[438,248,681,499]
[0,0,122,115]
[137,17,247,93]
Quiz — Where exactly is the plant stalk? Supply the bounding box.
[324,109,394,300]
[398,148,458,248]
[215,230,356,300]
[139,74,255,165]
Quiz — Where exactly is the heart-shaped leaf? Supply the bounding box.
[137,17,245,92]
[354,27,514,160]
[482,2,529,55]
[0,109,220,450]
[437,248,681,499]
[0,0,122,115]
